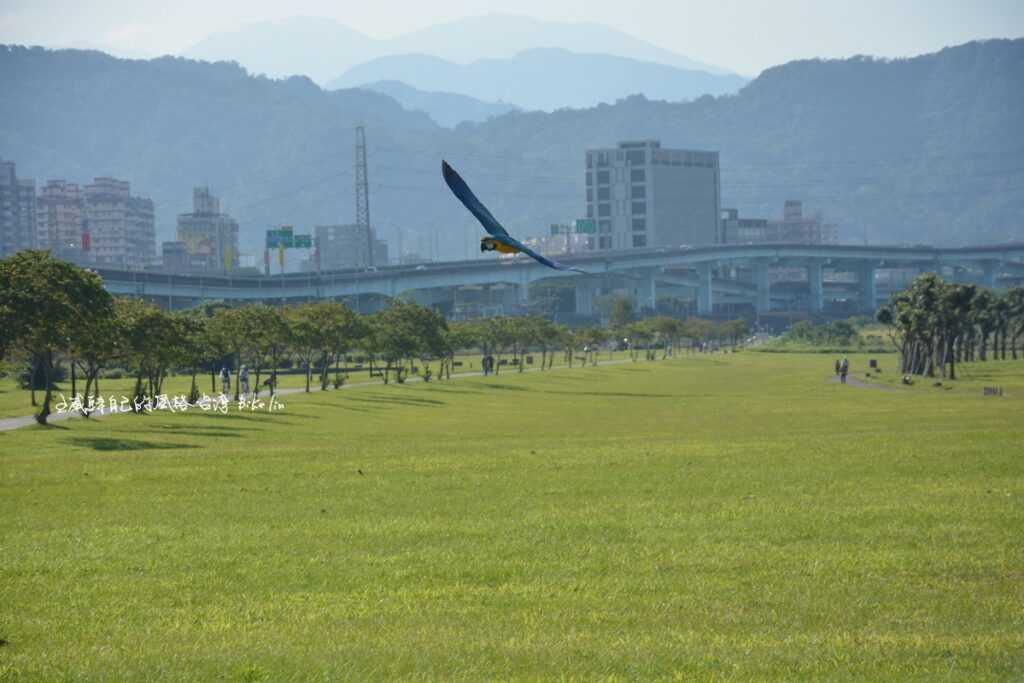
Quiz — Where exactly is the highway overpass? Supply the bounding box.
[95,242,1024,317]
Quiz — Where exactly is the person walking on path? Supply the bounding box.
[220,366,231,396]
[239,365,250,398]
[835,359,841,376]
[839,357,849,384]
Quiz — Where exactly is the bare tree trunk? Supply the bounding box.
[131,369,145,413]
[35,350,53,425]
[948,336,957,380]
[30,355,38,407]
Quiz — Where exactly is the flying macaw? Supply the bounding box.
[443,160,586,273]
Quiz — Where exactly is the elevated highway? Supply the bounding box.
[96,242,1024,316]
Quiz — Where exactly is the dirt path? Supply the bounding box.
[0,358,634,432]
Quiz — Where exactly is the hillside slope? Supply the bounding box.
[2,40,1022,261]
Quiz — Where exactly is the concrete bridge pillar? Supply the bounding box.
[981,260,1001,288]
[696,262,714,316]
[575,279,596,316]
[753,260,771,315]
[860,262,878,312]
[634,271,657,312]
[807,259,824,313]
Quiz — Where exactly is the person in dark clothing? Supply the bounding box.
[839,357,849,384]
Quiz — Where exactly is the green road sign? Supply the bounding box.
[575,219,596,234]
[266,227,303,249]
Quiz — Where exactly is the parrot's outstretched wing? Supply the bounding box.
[442,160,509,238]
[494,235,588,274]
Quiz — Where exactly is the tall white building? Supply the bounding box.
[36,180,85,260]
[584,140,720,251]
[314,224,387,271]
[0,159,37,258]
[175,187,239,272]
[84,177,155,269]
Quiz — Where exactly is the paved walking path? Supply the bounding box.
[0,358,634,432]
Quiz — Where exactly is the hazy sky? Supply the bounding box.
[2,0,1022,74]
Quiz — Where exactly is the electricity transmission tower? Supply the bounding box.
[354,125,373,266]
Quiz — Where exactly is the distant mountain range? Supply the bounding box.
[330,49,748,112]
[182,13,737,85]
[2,39,1022,260]
[358,81,519,128]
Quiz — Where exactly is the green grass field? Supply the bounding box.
[1,353,1022,681]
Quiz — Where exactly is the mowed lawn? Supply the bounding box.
[1,353,1022,681]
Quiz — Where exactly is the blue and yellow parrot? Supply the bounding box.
[443,161,586,273]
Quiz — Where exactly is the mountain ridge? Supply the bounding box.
[182,13,738,85]
[328,48,749,111]
[357,80,519,127]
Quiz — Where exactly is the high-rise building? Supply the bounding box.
[0,159,37,258]
[314,224,387,270]
[36,180,86,261]
[175,187,239,272]
[84,177,155,269]
[584,140,720,251]
[720,202,839,245]
[773,200,839,244]
[720,208,768,244]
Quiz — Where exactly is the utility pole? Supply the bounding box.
[354,125,373,267]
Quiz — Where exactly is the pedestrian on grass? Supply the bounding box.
[839,357,849,384]
[835,359,841,376]
[220,366,231,395]
[239,365,250,397]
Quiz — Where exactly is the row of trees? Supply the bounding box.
[1,252,751,424]
[876,273,1024,379]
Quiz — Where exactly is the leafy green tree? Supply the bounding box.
[238,305,294,396]
[169,312,209,403]
[368,301,434,384]
[68,294,120,410]
[0,251,113,424]
[608,296,636,329]
[1007,287,1024,360]
[115,298,179,411]
[207,307,251,400]
[440,322,477,379]
[286,302,361,392]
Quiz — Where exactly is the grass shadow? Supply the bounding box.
[540,390,685,399]
[64,437,197,452]
[314,402,371,413]
[348,394,447,407]
[155,424,245,435]
[477,383,530,391]
[186,411,318,422]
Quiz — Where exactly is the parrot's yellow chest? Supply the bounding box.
[481,237,520,254]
